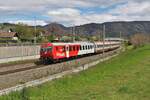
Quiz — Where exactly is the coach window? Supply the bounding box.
[90,45,92,49]
[56,47,58,51]
[62,46,65,52]
[88,45,90,49]
[80,46,82,50]
[73,46,75,51]
[83,46,84,50]
[83,46,85,50]
[71,46,73,51]
[73,46,76,51]
[77,46,79,51]
[69,46,72,51]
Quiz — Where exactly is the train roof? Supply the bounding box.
[52,42,94,46]
[41,41,120,47]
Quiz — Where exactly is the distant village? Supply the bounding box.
[0,23,74,44]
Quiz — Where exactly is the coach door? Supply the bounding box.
[66,45,69,58]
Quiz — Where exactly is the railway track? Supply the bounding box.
[0,65,44,76]
[0,54,94,76]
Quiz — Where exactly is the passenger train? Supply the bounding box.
[40,41,120,63]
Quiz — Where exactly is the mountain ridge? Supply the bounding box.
[43,21,150,37]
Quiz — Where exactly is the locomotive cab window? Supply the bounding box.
[47,47,52,51]
[40,48,46,52]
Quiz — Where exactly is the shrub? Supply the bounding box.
[130,33,150,48]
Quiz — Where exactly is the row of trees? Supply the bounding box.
[14,23,45,43]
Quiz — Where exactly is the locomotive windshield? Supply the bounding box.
[41,47,52,52]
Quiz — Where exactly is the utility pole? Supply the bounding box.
[120,31,122,44]
[102,24,105,57]
[119,31,123,49]
[34,16,37,44]
[99,25,101,41]
[72,25,75,42]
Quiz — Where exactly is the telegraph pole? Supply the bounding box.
[120,31,122,45]
[119,31,123,50]
[72,25,75,42]
[99,25,101,41]
[102,24,105,57]
[34,16,37,44]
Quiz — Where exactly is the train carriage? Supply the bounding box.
[94,41,120,53]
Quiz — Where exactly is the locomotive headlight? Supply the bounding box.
[44,51,47,54]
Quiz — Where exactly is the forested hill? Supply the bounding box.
[44,21,150,37]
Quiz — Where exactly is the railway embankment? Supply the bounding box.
[0,48,121,95]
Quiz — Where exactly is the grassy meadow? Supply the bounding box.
[0,45,150,100]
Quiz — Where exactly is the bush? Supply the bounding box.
[130,33,150,48]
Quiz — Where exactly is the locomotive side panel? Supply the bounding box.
[52,45,66,60]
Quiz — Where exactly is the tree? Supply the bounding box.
[15,24,34,39]
[47,34,55,42]
[130,33,150,48]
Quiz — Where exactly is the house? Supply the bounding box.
[0,32,19,41]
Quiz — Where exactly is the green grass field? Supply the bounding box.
[1,45,150,100]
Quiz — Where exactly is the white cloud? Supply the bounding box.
[8,20,48,26]
[110,1,150,15]
[0,0,122,11]
[47,1,150,26]
[47,8,116,25]
[1,0,150,26]
[48,8,80,17]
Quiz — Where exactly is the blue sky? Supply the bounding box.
[0,0,150,26]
